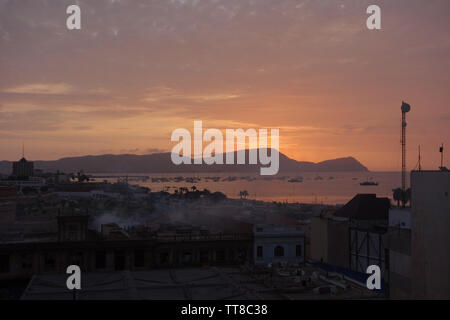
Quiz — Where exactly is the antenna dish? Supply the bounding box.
[401,101,411,113]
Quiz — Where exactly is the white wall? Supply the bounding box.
[253,225,305,265]
[411,171,450,299]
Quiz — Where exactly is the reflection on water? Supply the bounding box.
[91,172,405,205]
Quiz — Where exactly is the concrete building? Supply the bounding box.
[1,178,46,190]
[0,202,16,224]
[310,194,389,276]
[384,208,411,299]
[20,267,257,300]
[0,213,254,282]
[410,170,450,299]
[253,225,305,265]
[334,194,389,276]
[309,210,349,268]
[18,264,382,300]
[0,186,19,198]
[12,158,34,179]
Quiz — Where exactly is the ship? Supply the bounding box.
[288,177,303,183]
[360,181,379,186]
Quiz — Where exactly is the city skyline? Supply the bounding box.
[1,0,449,171]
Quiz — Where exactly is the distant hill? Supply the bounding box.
[0,150,368,174]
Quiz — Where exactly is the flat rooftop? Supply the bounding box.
[21,267,255,300]
[20,265,381,300]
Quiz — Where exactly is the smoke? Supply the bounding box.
[90,211,148,231]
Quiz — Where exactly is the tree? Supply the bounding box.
[392,188,403,207]
[201,189,211,196]
[393,187,411,207]
[211,191,227,202]
[239,190,249,200]
[404,188,411,206]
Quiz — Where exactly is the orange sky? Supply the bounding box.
[0,0,449,171]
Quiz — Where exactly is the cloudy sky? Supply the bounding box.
[0,0,449,170]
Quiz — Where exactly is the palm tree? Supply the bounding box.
[179,187,188,194]
[393,187,412,207]
[240,190,249,199]
[404,188,411,206]
[393,188,403,207]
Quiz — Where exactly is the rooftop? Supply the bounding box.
[334,194,390,221]
[21,267,255,300]
[20,264,380,300]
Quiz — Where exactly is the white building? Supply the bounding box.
[410,170,450,299]
[253,225,305,265]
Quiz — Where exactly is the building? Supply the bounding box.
[410,170,450,299]
[57,214,90,242]
[383,208,411,299]
[12,157,34,179]
[20,267,257,300]
[253,225,305,265]
[310,194,389,277]
[0,186,19,198]
[0,213,254,282]
[0,202,16,224]
[335,194,389,276]
[309,209,349,268]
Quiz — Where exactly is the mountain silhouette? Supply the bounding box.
[0,149,368,174]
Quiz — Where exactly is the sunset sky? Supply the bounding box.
[0,0,449,171]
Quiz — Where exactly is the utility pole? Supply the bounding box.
[418,145,421,171]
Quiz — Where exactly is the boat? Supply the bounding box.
[288,177,303,183]
[360,181,379,186]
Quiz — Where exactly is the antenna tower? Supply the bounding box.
[401,101,411,207]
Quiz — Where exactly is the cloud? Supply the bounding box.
[142,87,241,103]
[88,88,111,95]
[146,148,166,154]
[3,83,73,95]
[120,148,140,153]
[0,109,62,131]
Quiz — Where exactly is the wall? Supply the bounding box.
[411,171,450,299]
[309,216,328,263]
[253,225,305,265]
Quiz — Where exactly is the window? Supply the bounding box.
[67,223,79,241]
[274,245,284,257]
[200,250,209,263]
[296,245,302,257]
[159,252,169,265]
[21,254,33,270]
[216,249,225,262]
[96,251,106,269]
[71,251,84,266]
[44,254,56,272]
[257,246,263,258]
[0,255,9,273]
[183,252,192,264]
[134,250,145,268]
[114,251,125,271]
